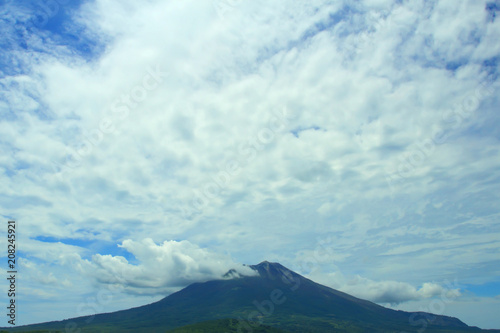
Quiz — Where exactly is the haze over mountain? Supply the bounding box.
[4,262,499,333]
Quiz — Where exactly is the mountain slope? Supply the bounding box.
[165,318,288,332]
[5,261,499,332]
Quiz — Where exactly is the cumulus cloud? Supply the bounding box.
[85,239,257,295]
[308,271,461,304]
[341,278,461,304]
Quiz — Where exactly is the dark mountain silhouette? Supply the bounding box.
[165,318,288,332]
[4,261,500,332]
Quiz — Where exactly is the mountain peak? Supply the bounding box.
[249,261,299,281]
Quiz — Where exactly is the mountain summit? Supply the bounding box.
[249,261,299,280]
[6,261,497,332]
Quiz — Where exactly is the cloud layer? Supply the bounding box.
[0,0,499,328]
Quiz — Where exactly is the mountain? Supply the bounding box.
[4,261,500,332]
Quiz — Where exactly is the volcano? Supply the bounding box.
[6,261,498,332]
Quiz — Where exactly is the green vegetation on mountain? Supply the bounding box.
[166,318,288,332]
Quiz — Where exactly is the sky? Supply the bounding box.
[0,0,499,329]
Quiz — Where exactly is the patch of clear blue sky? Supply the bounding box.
[33,235,94,249]
[291,125,322,138]
[0,0,103,76]
[465,281,500,297]
[483,55,500,78]
[486,1,500,22]
[32,235,138,263]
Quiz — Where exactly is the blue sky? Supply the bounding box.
[1,0,500,329]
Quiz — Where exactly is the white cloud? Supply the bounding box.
[307,270,461,304]
[85,238,257,295]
